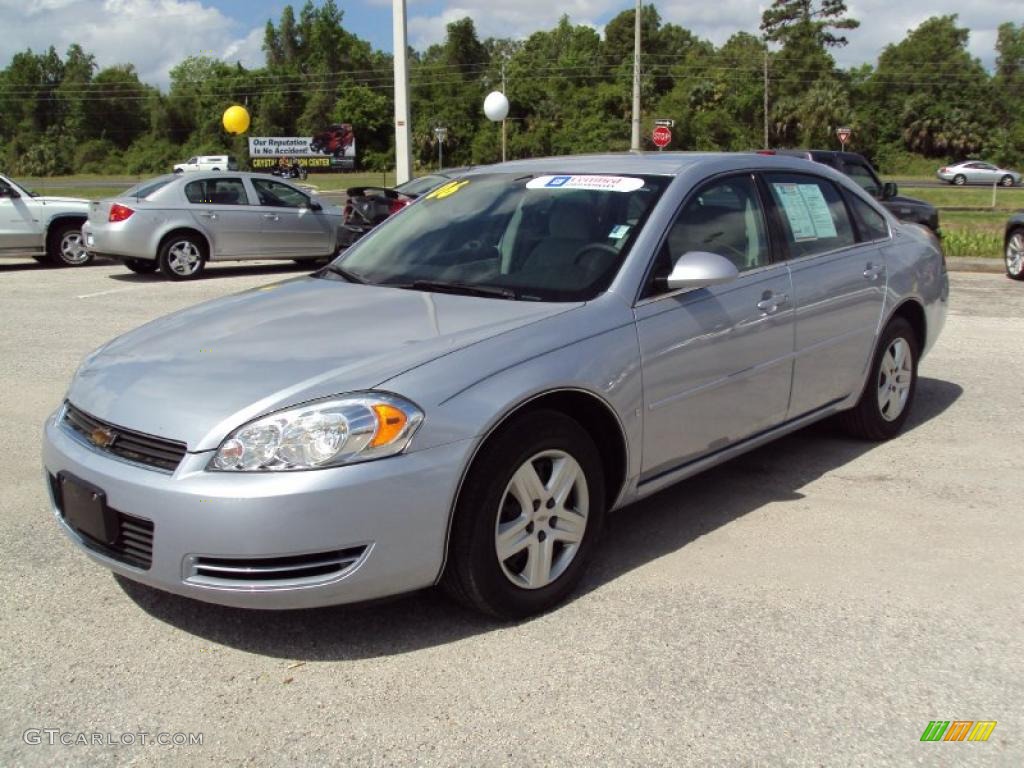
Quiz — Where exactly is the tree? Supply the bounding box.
[760,0,860,49]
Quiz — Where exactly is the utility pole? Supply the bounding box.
[762,42,769,150]
[392,0,412,184]
[630,0,642,151]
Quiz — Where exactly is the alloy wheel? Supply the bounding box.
[1007,232,1024,277]
[59,231,89,265]
[877,338,913,422]
[167,240,201,276]
[494,450,589,590]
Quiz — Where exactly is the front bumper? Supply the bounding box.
[42,409,473,609]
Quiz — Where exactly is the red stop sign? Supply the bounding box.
[652,125,672,148]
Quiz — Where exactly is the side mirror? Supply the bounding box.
[882,182,898,199]
[308,200,323,212]
[665,251,739,291]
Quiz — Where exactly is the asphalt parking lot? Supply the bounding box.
[1,260,1021,766]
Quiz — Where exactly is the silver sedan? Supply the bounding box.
[82,172,343,279]
[936,160,1022,186]
[44,153,948,619]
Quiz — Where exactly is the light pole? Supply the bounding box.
[434,126,447,170]
[484,91,509,162]
[630,0,642,151]
[392,0,412,184]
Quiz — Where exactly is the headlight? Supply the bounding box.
[210,393,423,471]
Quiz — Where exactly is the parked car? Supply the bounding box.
[1005,213,1024,280]
[43,153,948,619]
[0,173,91,266]
[338,168,472,250]
[767,150,940,232]
[172,155,238,173]
[937,160,1021,186]
[82,172,342,280]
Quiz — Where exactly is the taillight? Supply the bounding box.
[939,167,948,173]
[343,203,353,222]
[388,199,409,215]
[756,150,776,155]
[108,204,134,223]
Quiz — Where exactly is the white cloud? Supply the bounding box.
[0,0,265,88]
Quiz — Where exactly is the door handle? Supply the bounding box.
[198,212,217,220]
[756,292,787,314]
[262,214,279,221]
[863,263,883,280]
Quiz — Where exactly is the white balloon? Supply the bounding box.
[483,91,510,122]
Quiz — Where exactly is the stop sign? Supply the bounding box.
[652,125,672,148]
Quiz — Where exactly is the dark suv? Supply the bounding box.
[766,150,940,233]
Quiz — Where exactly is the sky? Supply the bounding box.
[0,0,1013,88]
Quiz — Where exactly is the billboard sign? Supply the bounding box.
[249,123,356,172]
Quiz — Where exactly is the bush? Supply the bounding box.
[942,230,1002,258]
[120,138,181,175]
[73,139,121,174]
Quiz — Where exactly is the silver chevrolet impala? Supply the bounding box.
[43,153,949,619]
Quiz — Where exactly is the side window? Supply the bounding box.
[184,178,249,205]
[251,178,309,208]
[764,173,855,259]
[843,163,881,198]
[846,194,889,242]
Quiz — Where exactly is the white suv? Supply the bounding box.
[0,174,92,266]
[173,155,238,173]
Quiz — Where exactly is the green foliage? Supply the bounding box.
[941,229,1003,258]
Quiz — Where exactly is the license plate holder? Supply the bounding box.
[58,472,118,545]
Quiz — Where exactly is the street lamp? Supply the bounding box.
[433,126,448,170]
[483,91,509,163]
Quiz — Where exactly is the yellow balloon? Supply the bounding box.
[222,105,250,135]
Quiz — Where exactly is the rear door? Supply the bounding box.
[249,177,336,258]
[183,177,262,259]
[762,172,887,416]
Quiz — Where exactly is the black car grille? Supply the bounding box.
[187,547,367,587]
[63,403,187,472]
[49,473,154,569]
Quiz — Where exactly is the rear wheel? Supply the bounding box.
[124,258,158,274]
[442,411,605,619]
[953,174,966,186]
[1005,228,1024,281]
[47,220,92,266]
[1000,174,1015,187]
[838,317,919,441]
[158,234,206,280]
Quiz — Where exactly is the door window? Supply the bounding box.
[251,178,309,208]
[764,174,856,259]
[842,163,881,198]
[184,178,249,205]
[846,194,890,242]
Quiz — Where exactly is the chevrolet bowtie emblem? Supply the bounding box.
[90,426,117,449]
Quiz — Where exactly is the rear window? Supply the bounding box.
[123,178,174,199]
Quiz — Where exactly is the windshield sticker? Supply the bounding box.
[423,179,469,201]
[526,175,645,193]
[772,182,838,241]
[608,224,631,239]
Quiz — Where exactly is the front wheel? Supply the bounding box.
[158,234,206,280]
[953,174,967,186]
[1005,228,1024,281]
[1000,175,1015,187]
[47,221,92,266]
[838,317,919,441]
[124,258,158,274]
[442,411,606,619]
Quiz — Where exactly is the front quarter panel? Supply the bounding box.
[881,223,948,359]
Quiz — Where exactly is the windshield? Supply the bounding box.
[394,174,451,197]
[329,173,669,301]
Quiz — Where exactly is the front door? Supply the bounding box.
[0,182,39,251]
[249,178,335,258]
[635,173,795,483]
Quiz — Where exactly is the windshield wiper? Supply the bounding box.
[320,263,367,284]
[405,280,518,300]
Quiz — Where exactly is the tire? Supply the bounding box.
[442,410,606,620]
[124,258,158,274]
[47,220,92,266]
[1000,174,1015,187]
[838,317,919,441]
[1005,228,1024,281]
[158,233,206,280]
[953,174,966,186]
[211,167,220,172]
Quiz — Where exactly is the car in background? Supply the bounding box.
[173,155,238,173]
[338,168,472,250]
[82,172,343,280]
[44,152,947,618]
[0,173,91,266]
[766,150,940,233]
[937,160,1021,187]
[1005,213,1024,281]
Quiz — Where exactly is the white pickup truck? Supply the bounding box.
[0,174,92,266]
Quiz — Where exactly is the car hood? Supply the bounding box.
[35,195,90,206]
[67,276,580,451]
[888,194,934,211]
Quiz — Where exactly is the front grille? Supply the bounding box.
[50,473,154,569]
[186,547,367,587]
[63,402,187,472]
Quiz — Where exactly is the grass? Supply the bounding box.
[894,183,1024,211]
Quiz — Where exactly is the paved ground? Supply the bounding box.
[1,260,1021,766]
